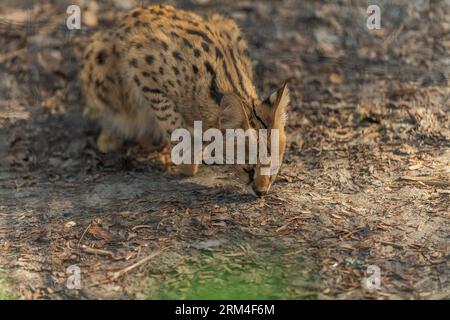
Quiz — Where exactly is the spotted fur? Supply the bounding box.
[80,5,290,195]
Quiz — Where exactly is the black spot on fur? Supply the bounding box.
[150,98,163,104]
[132,11,141,18]
[145,55,154,65]
[192,65,199,74]
[205,25,214,35]
[96,50,107,65]
[201,42,210,53]
[95,79,103,88]
[172,51,183,61]
[156,115,168,121]
[159,67,164,75]
[221,59,240,96]
[142,71,150,77]
[186,29,213,44]
[133,75,141,86]
[182,38,193,48]
[204,61,215,75]
[193,48,201,58]
[161,41,169,51]
[215,47,224,59]
[210,80,223,104]
[229,49,249,98]
[129,59,138,68]
[204,62,223,104]
[142,87,162,94]
[172,67,180,75]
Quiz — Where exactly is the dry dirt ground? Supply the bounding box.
[0,0,449,299]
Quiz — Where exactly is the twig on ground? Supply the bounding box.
[131,225,153,231]
[81,245,116,259]
[380,241,403,249]
[110,248,167,281]
[399,176,450,188]
[78,222,92,246]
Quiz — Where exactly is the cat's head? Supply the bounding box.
[219,84,290,197]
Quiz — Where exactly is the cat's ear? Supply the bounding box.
[259,83,290,128]
[219,94,250,129]
[268,83,290,127]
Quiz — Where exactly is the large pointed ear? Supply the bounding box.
[268,83,290,127]
[219,94,250,129]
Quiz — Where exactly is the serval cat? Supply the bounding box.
[80,5,290,196]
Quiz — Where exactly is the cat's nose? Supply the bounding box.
[254,189,267,197]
